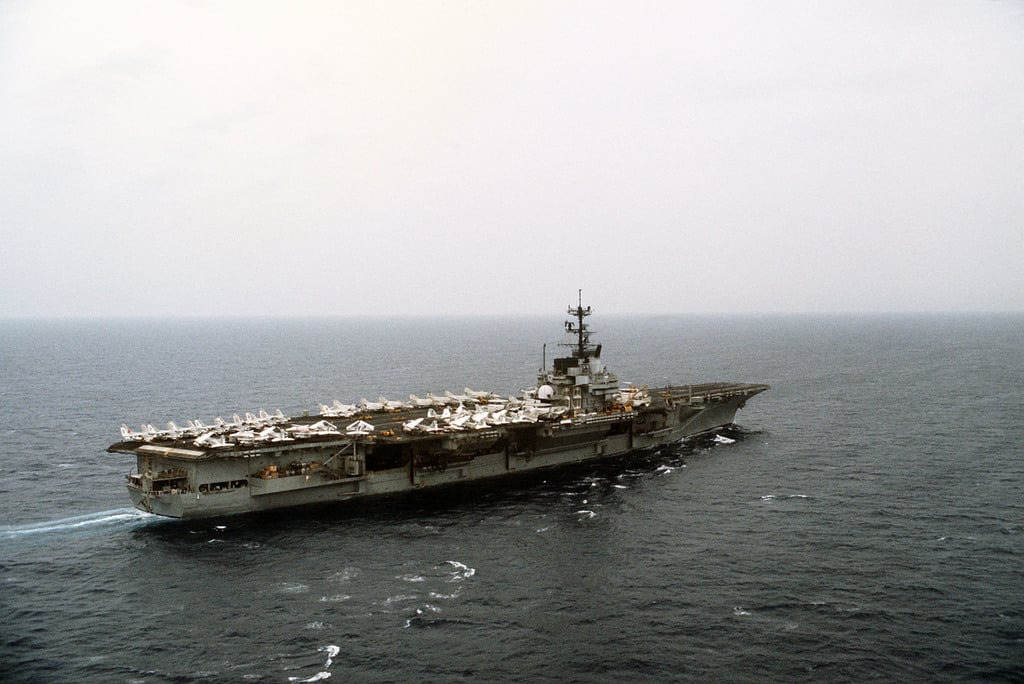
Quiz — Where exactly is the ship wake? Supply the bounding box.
[2,508,152,539]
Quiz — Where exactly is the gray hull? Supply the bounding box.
[117,387,764,519]
[110,297,768,519]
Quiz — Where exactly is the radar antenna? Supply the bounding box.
[564,289,595,359]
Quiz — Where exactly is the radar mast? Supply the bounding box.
[564,289,598,359]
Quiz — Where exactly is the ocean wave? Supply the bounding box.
[443,560,476,581]
[404,604,443,629]
[760,494,810,501]
[287,645,339,683]
[328,567,359,583]
[320,594,351,603]
[277,582,311,594]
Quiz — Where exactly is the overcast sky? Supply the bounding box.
[1,1,1022,317]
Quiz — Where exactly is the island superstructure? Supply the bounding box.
[108,295,769,519]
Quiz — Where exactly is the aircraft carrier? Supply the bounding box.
[108,295,769,519]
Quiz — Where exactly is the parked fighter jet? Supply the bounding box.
[358,398,385,412]
[426,392,449,407]
[345,420,375,435]
[288,420,339,436]
[379,397,412,411]
[444,390,471,404]
[256,426,293,443]
[119,424,152,441]
[464,387,498,401]
[194,431,230,448]
[402,417,424,432]
[319,400,358,418]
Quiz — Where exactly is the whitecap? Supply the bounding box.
[404,605,443,629]
[577,510,597,519]
[733,606,752,616]
[288,672,331,683]
[443,560,476,581]
[319,594,351,603]
[328,567,359,583]
[287,645,339,682]
[399,574,426,583]
[277,582,310,594]
[761,494,809,502]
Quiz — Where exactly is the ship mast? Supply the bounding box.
[565,289,594,359]
[533,290,616,414]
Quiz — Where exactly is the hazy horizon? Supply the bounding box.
[2,309,1022,322]
[2,1,1022,317]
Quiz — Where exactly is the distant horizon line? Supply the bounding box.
[2,310,1022,321]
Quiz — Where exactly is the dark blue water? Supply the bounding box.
[2,315,1022,682]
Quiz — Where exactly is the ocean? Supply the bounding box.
[1,314,1022,682]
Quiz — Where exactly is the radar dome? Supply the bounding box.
[537,384,554,400]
